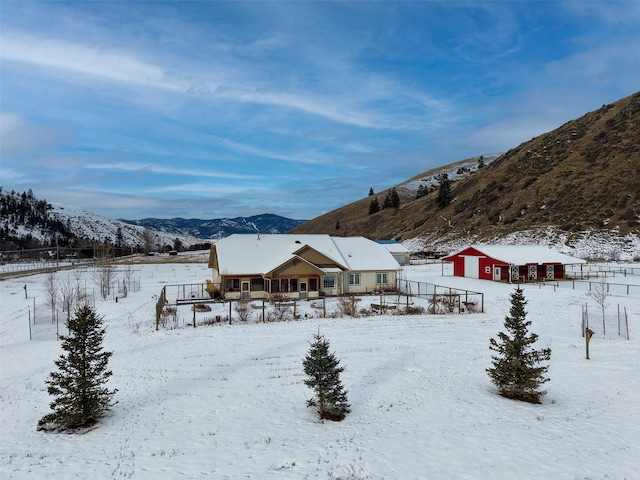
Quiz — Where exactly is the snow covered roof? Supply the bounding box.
[375,240,410,254]
[213,234,401,275]
[451,245,586,265]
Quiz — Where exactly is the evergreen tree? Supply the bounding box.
[335,220,340,230]
[38,304,117,431]
[303,333,350,421]
[382,193,392,210]
[436,173,453,208]
[368,187,374,196]
[477,155,485,169]
[390,187,400,209]
[487,288,551,404]
[368,197,380,215]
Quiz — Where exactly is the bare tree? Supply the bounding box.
[72,268,87,305]
[588,280,610,335]
[59,273,77,323]
[45,270,58,323]
[121,260,135,297]
[93,245,116,300]
[142,227,154,255]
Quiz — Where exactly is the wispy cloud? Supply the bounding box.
[0,33,186,92]
[85,162,261,180]
[2,1,638,220]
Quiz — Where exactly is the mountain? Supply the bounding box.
[0,189,203,254]
[291,91,640,260]
[119,214,306,239]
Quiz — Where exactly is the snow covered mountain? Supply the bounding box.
[49,203,204,249]
[120,214,306,240]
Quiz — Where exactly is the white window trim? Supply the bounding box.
[322,275,336,289]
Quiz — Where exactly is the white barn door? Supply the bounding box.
[464,256,480,278]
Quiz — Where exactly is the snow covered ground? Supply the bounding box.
[1,253,639,479]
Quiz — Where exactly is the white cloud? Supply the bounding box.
[0,32,186,91]
[85,162,260,180]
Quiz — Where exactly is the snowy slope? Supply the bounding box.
[398,153,502,197]
[49,203,202,249]
[1,258,639,479]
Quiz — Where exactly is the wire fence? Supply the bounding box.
[581,303,630,340]
[567,264,640,279]
[535,279,640,296]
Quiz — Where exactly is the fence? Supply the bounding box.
[23,288,96,341]
[398,279,484,313]
[581,304,630,340]
[535,278,640,296]
[117,277,140,297]
[567,264,640,279]
[155,281,486,329]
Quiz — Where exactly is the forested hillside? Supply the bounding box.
[0,188,75,251]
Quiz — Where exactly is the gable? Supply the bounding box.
[295,245,346,269]
[268,256,325,277]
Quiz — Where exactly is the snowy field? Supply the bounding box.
[1,253,639,480]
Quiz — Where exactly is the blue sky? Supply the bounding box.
[1,1,639,221]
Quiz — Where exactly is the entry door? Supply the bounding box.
[241,281,250,300]
[528,265,537,280]
[300,282,307,300]
[493,267,501,281]
[547,265,554,279]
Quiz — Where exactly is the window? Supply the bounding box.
[251,277,264,291]
[270,278,298,293]
[309,278,318,291]
[485,266,491,274]
[349,273,361,285]
[322,275,335,289]
[225,278,240,292]
[376,272,388,284]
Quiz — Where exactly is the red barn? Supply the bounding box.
[442,245,586,282]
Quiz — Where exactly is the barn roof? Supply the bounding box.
[446,245,586,265]
[213,234,401,275]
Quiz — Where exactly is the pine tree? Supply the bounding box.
[436,173,452,208]
[368,197,380,215]
[303,333,350,421]
[368,187,374,196]
[487,288,551,404]
[390,187,400,209]
[38,304,117,431]
[382,193,392,209]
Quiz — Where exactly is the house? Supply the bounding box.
[375,240,411,265]
[442,245,586,282]
[208,234,402,300]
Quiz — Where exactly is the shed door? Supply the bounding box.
[464,256,480,278]
[547,265,554,279]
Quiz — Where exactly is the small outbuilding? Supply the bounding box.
[375,240,410,265]
[442,245,586,282]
